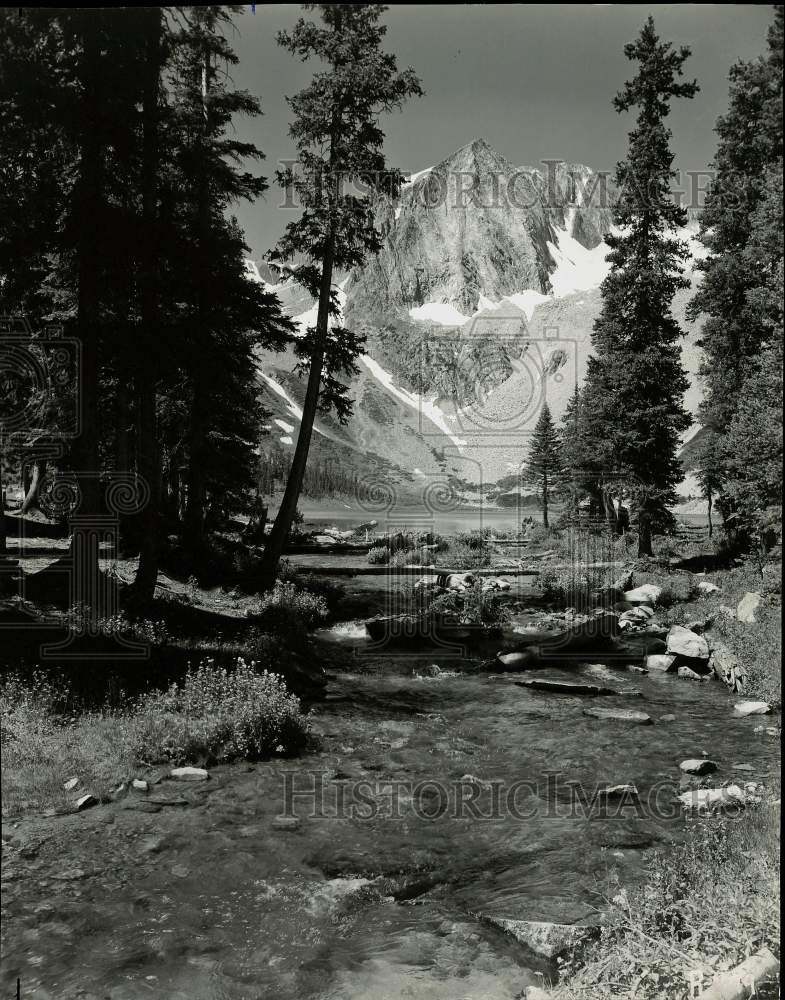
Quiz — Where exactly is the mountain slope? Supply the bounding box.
[252,138,705,487]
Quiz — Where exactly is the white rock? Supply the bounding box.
[623,584,662,606]
[666,625,709,660]
[75,794,98,811]
[734,701,772,716]
[63,777,79,792]
[645,653,676,672]
[697,580,721,595]
[736,591,761,623]
[132,779,149,792]
[680,759,718,775]
[678,785,745,811]
[170,766,209,781]
[486,917,594,959]
[678,665,711,682]
[599,784,639,799]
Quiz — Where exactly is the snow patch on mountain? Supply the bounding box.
[409,302,470,326]
[359,354,468,450]
[547,209,614,297]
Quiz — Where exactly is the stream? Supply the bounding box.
[1,618,780,999]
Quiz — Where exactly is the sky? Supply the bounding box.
[226,4,775,260]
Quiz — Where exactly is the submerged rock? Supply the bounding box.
[583,707,652,724]
[680,759,718,775]
[734,701,772,716]
[515,678,622,696]
[485,917,595,959]
[677,665,711,682]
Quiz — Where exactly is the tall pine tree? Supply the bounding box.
[258,4,422,588]
[689,7,783,543]
[582,17,698,557]
[524,403,562,529]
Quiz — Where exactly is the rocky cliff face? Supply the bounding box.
[254,138,704,488]
[344,138,616,319]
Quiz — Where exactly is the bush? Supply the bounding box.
[556,801,780,1000]
[367,544,391,565]
[435,540,491,569]
[427,579,510,626]
[541,562,617,605]
[389,547,431,567]
[132,658,309,765]
[255,581,329,631]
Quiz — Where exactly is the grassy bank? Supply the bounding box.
[0,660,309,817]
[553,801,780,999]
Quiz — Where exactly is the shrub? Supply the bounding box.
[715,600,781,705]
[255,581,329,631]
[367,544,391,565]
[132,658,309,765]
[556,801,780,1000]
[389,547,431,567]
[428,579,510,626]
[435,540,491,569]
[541,562,617,605]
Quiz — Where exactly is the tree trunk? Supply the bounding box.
[132,7,162,606]
[258,261,334,590]
[258,123,341,591]
[20,458,46,516]
[0,442,6,554]
[70,17,102,597]
[184,39,211,552]
[541,471,549,529]
[637,505,653,557]
[706,489,713,539]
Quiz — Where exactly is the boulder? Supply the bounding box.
[598,784,639,800]
[623,584,662,606]
[680,759,718,776]
[733,701,772,716]
[132,779,149,791]
[677,664,711,682]
[678,785,745,812]
[696,580,721,595]
[482,577,511,593]
[63,777,79,792]
[485,917,595,959]
[496,649,541,670]
[666,625,709,661]
[75,794,98,811]
[736,591,761,623]
[583,707,653,724]
[645,653,676,673]
[170,766,209,781]
[660,714,676,722]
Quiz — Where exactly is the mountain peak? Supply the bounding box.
[439,137,515,175]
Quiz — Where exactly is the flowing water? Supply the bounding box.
[1,623,779,1000]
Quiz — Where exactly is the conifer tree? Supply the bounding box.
[582,17,698,556]
[689,7,783,542]
[524,403,562,529]
[258,4,422,589]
